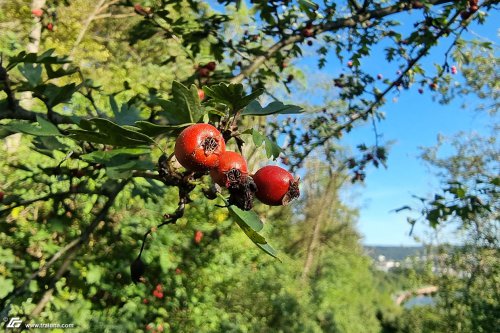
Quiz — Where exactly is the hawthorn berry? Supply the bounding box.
[0,192,4,202]
[451,66,457,75]
[197,67,210,77]
[194,230,203,244]
[347,60,353,67]
[47,23,54,31]
[31,8,43,17]
[174,124,225,171]
[302,27,314,37]
[253,166,300,206]
[205,61,216,71]
[153,289,164,299]
[210,151,248,188]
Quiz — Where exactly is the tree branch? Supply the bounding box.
[0,181,127,316]
[229,0,455,84]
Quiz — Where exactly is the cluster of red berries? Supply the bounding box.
[145,323,164,332]
[31,8,55,31]
[194,230,203,244]
[197,62,217,78]
[152,284,164,299]
[461,0,479,20]
[174,123,300,210]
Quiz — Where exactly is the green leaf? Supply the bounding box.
[44,63,78,79]
[81,148,154,179]
[19,63,42,87]
[134,121,190,137]
[228,205,264,232]
[203,83,264,112]
[2,115,61,136]
[113,101,142,126]
[158,81,204,125]
[242,100,303,116]
[80,147,151,163]
[43,83,81,107]
[243,129,282,160]
[68,118,154,147]
[227,205,280,260]
[6,49,70,71]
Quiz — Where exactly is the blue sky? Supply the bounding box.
[210,1,498,245]
[335,14,499,246]
[285,7,499,245]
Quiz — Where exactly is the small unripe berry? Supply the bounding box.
[197,89,205,101]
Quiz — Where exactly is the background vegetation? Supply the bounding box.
[0,0,498,332]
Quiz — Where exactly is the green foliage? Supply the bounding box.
[0,0,497,331]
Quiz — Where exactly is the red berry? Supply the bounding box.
[470,5,478,12]
[194,230,203,244]
[153,290,164,299]
[204,61,216,71]
[155,284,162,292]
[146,324,153,331]
[174,124,225,171]
[0,192,4,202]
[302,28,314,37]
[143,298,149,304]
[430,82,438,90]
[197,67,210,77]
[31,9,43,17]
[47,23,53,31]
[210,151,248,187]
[157,325,164,332]
[451,66,457,74]
[253,166,300,206]
[197,89,205,101]
[347,60,353,67]
[175,268,182,275]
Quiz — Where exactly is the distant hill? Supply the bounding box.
[364,246,425,261]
